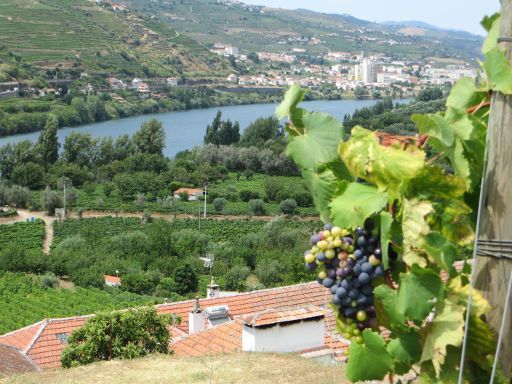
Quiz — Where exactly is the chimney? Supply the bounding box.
[207,277,219,298]
[188,297,205,334]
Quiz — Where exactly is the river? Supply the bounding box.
[0,99,409,157]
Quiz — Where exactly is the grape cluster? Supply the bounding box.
[304,219,389,344]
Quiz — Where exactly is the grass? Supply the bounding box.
[2,353,346,384]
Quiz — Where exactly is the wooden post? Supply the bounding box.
[473,0,512,378]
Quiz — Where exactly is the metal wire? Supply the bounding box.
[457,100,492,384]
[498,37,512,42]
[490,270,512,383]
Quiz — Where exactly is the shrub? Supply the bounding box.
[224,265,250,291]
[61,307,174,368]
[248,199,266,216]
[121,272,157,295]
[255,259,283,287]
[103,182,115,197]
[173,264,198,295]
[135,193,146,209]
[82,182,96,194]
[213,197,227,212]
[95,198,105,210]
[143,210,152,223]
[7,185,31,208]
[279,199,298,215]
[39,273,60,289]
[0,244,28,273]
[292,191,313,207]
[239,189,259,202]
[42,189,62,215]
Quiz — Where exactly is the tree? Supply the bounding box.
[173,264,198,295]
[247,51,259,63]
[132,119,165,155]
[213,197,227,212]
[249,199,266,216]
[10,162,45,189]
[61,307,173,368]
[42,188,62,215]
[0,243,29,273]
[417,87,443,102]
[38,115,59,166]
[204,111,240,146]
[62,132,96,168]
[6,185,31,208]
[224,265,250,291]
[255,260,282,287]
[240,116,281,147]
[279,199,297,215]
[121,273,157,295]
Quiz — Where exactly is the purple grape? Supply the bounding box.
[306,262,317,271]
[344,308,357,318]
[357,236,367,247]
[353,264,362,275]
[327,269,336,279]
[348,288,359,299]
[358,272,371,284]
[361,285,373,295]
[356,294,368,305]
[358,322,367,330]
[354,249,363,259]
[330,285,338,294]
[364,218,375,231]
[343,237,353,244]
[341,279,351,290]
[322,278,335,288]
[332,295,341,306]
[352,278,362,288]
[311,234,321,245]
[316,252,326,262]
[324,223,334,231]
[361,262,373,273]
[336,268,344,277]
[336,287,347,298]
[341,296,352,307]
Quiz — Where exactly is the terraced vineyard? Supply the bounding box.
[0,220,45,255]
[0,273,161,334]
[0,0,229,78]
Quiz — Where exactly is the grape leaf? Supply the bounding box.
[446,78,479,110]
[483,47,512,94]
[402,198,433,267]
[374,285,406,332]
[420,297,465,377]
[387,331,421,375]
[346,329,393,382]
[421,232,457,278]
[481,13,500,32]
[406,166,466,201]
[379,211,393,269]
[285,111,344,171]
[329,182,388,230]
[448,277,490,317]
[275,84,306,127]
[412,114,454,147]
[482,14,500,54]
[338,126,425,199]
[419,346,463,383]
[302,168,341,223]
[397,265,444,323]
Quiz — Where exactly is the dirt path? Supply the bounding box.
[2,208,320,253]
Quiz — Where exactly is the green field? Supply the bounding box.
[0,220,45,255]
[0,273,161,334]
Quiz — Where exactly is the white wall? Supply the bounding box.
[242,319,324,353]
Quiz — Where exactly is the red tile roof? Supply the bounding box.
[104,275,121,286]
[0,344,39,376]
[173,188,203,195]
[157,282,330,333]
[241,306,326,328]
[0,283,337,372]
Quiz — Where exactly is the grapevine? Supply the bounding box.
[278,14,509,383]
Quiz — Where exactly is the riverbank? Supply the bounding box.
[0,85,396,138]
[0,98,408,156]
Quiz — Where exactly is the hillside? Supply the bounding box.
[128,0,482,62]
[0,0,232,82]
[1,353,344,383]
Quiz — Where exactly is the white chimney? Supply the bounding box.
[188,297,205,334]
[242,307,325,353]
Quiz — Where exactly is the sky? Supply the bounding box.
[241,0,500,36]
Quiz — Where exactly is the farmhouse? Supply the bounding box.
[173,188,203,201]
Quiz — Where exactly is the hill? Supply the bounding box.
[0,0,232,82]
[127,0,482,62]
[1,353,343,383]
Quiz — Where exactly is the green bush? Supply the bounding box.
[213,197,227,212]
[239,189,260,202]
[279,199,298,215]
[173,264,198,295]
[61,307,174,368]
[249,199,266,216]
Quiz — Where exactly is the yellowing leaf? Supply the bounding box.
[402,198,433,267]
[420,298,465,377]
[339,126,425,199]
